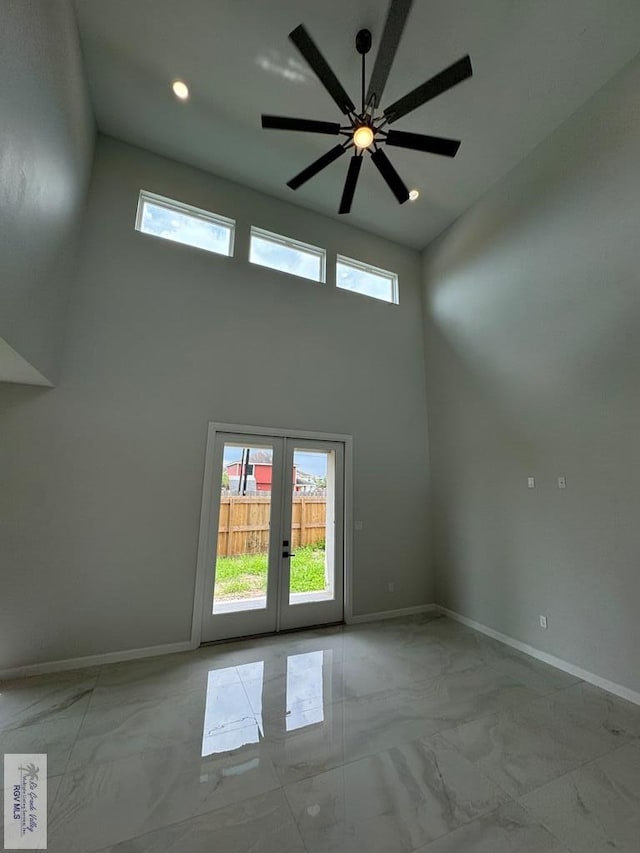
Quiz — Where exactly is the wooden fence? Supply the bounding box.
[216,495,326,557]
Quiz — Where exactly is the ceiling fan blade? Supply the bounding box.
[338,155,363,214]
[383,55,473,124]
[370,148,409,203]
[287,144,347,191]
[385,129,461,157]
[289,25,356,115]
[365,0,413,110]
[261,115,341,135]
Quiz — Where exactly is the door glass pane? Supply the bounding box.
[289,448,335,605]
[213,443,273,614]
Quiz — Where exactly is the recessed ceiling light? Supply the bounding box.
[409,189,420,201]
[172,80,190,101]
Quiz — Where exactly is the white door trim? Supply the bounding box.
[191,422,354,647]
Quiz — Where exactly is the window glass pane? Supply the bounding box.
[249,228,325,282]
[137,193,234,256]
[336,256,398,303]
[212,443,274,615]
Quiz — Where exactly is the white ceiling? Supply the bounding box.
[74,0,640,249]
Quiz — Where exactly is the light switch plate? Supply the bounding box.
[527,476,535,489]
[539,615,548,629]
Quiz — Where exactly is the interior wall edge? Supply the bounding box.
[439,605,640,707]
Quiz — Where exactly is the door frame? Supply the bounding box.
[191,422,353,646]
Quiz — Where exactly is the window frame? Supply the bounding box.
[335,254,399,305]
[135,190,236,257]
[249,226,326,284]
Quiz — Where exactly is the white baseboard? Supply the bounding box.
[439,606,640,707]
[11,602,636,710]
[0,639,198,681]
[346,603,437,625]
[1,606,436,678]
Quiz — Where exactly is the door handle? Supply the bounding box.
[282,539,295,558]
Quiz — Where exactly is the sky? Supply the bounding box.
[223,446,327,477]
[336,260,394,302]
[142,200,395,302]
[249,234,321,281]
[141,202,232,254]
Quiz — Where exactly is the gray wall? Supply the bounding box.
[0,0,94,382]
[423,56,640,692]
[0,136,431,669]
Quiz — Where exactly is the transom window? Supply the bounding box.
[135,191,235,257]
[336,255,398,304]
[249,227,326,283]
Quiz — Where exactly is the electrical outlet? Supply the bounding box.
[354,520,363,531]
[558,476,566,489]
[539,615,548,629]
[527,476,535,489]
[387,582,395,593]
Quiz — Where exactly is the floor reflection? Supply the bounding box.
[201,650,330,756]
[201,664,264,756]
[286,650,324,731]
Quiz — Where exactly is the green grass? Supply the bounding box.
[214,544,326,600]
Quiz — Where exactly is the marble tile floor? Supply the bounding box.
[1,614,639,852]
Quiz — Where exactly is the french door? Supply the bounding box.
[200,430,345,642]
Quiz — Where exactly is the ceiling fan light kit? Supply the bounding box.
[261,0,472,214]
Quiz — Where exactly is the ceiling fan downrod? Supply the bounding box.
[355,28,372,115]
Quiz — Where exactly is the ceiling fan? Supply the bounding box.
[261,0,472,214]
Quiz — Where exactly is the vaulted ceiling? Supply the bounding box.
[74,0,640,248]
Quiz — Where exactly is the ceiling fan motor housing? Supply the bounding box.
[356,29,372,55]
